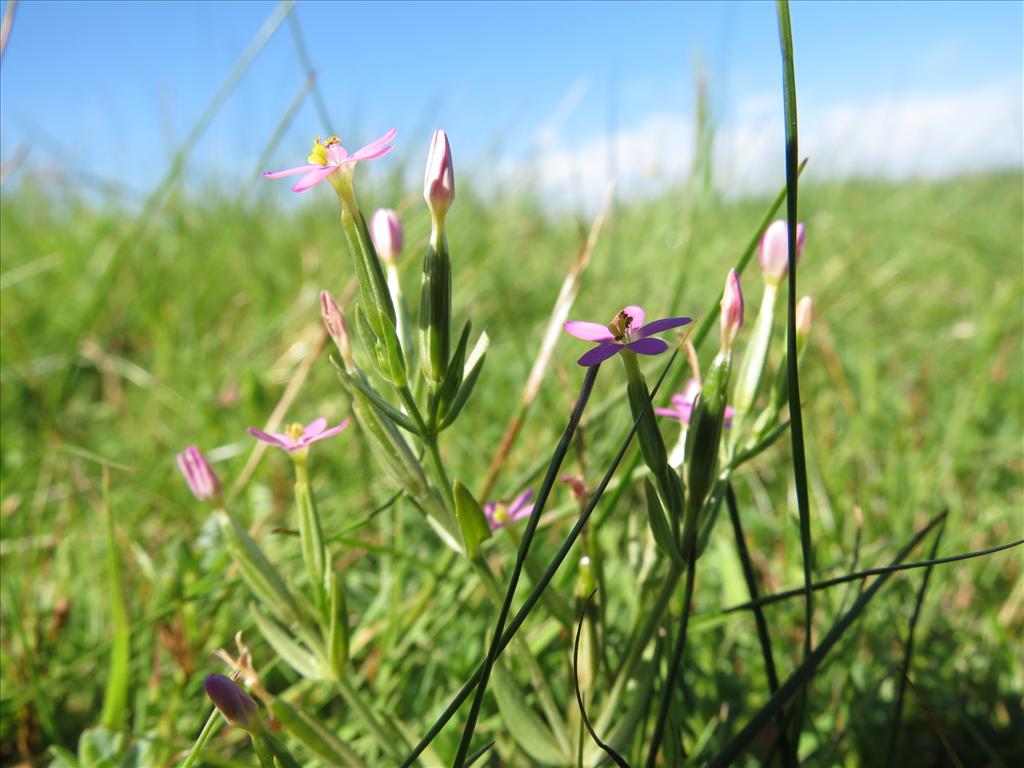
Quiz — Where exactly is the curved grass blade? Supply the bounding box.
[573,590,631,768]
[706,510,947,767]
[884,518,947,767]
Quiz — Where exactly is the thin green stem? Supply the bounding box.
[178,707,221,768]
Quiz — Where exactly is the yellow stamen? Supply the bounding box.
[307,136,330,166]
[285,423,305,442]
[492,503,508,524]
[608,309,633,341]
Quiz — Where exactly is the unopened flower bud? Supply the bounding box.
[759,220,806,285]
[796,295,813,340]
[204,674,260,732]
[720,269,744,350]
[176,446,221,504]
[370,208,403,266]
[423,129,455,226]
[319,290,355,370]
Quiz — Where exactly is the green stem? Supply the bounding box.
[178,707,221,768]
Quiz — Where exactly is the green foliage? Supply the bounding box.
[1,170,1021,765]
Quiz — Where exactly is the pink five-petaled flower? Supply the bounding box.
[563,305,692,367]
[262,129,397,193]
[484,489,535,531]
[176,446,221,503]
[655,378,735,427]
[247,417,350,453]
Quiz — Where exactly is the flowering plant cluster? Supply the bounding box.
[175,125,814,767]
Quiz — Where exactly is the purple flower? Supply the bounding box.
[204,674,260,731]
[655,378,735,427]
[247,418,350,453]
[563,305,692,367]
[176,446,221,503]
[759,220,806,284]
[262,129,397,193]
[484,489,534,531]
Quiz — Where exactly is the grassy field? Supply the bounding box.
[1,167,1021,766]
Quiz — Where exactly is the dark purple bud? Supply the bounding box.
[204,674,259,731]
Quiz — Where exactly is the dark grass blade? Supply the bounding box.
[452,364,601,767]
[706,509,948,768]
[400,352,681,767]
[725,483,796,768]
[775,0,815,750]
[722,534,1022,613]
[574,590,631,768]
[644,557,695,768]
[884,518,947,767]
[463,740,496,768]
[899,670,966,768]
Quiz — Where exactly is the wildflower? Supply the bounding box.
[655,378,737,428]
[262,128,397,193]
[176,446,221,503]
[796,295,813,340]
[371,208,404,266]
[563,305,692,367]
[247,418,349,453]
[424,129,455,222]
[484,489,534,531]
[204,674,260,732]
[720,270,744,351]
[759,219,806,284]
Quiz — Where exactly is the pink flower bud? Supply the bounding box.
[423,129,455,221]
[796,295,813,339]
[759,220,806,284]
[319,290,354,370]
[176,446,221,503]
[720,268,743,349]
[204,674,260,732]
[370,208,403,266]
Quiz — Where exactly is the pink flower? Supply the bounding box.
[262,129,397,193]
[563,305,692,367]
[759,220,806,284]
[655,378,735,427]
[796,295,813,338]
[247,417,349,452]
[177,446,222,503]
[484,489,534,531]
[720,270,744,350]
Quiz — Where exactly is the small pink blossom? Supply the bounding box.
[424,129,455,218]
[262,129,397,193]
[796,295,813,338]
[247,417,349,453]
[484,489,534,531]
[176,446,221,503]
[563,305,692,367]
[655,378,735,427]
[759,220,806,284]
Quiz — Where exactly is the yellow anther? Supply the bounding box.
[608,310,633,341]
[285,423,305,442]
[492,504,508,524]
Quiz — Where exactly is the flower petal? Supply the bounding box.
[626,338,669,356]
[507,503,534,523]
[635,316,692,338]
[247,427,290,449]
[304,417,329,438]
[563,320,615,342]
[349,127,398,162]
[577,342,624,367]
[306,419,350,445]
[291,165,338,193]
[623,305,645,329]
[508,489,535,516]
[262,164,322,179]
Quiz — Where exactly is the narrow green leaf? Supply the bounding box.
[271,697,365,768]
[99,472,130,729]
[439,336,488,430]
[453,480,492,559]
[251,603,324,681]
[437,319,472,421]
[217,511,301,623]
[644,478,683,566]
[490,659,567,765]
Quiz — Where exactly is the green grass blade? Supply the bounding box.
[99,469,130,729]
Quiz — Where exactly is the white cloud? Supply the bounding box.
[505,81,1023,212]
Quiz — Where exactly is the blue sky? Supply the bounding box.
[1,0,1021,207]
